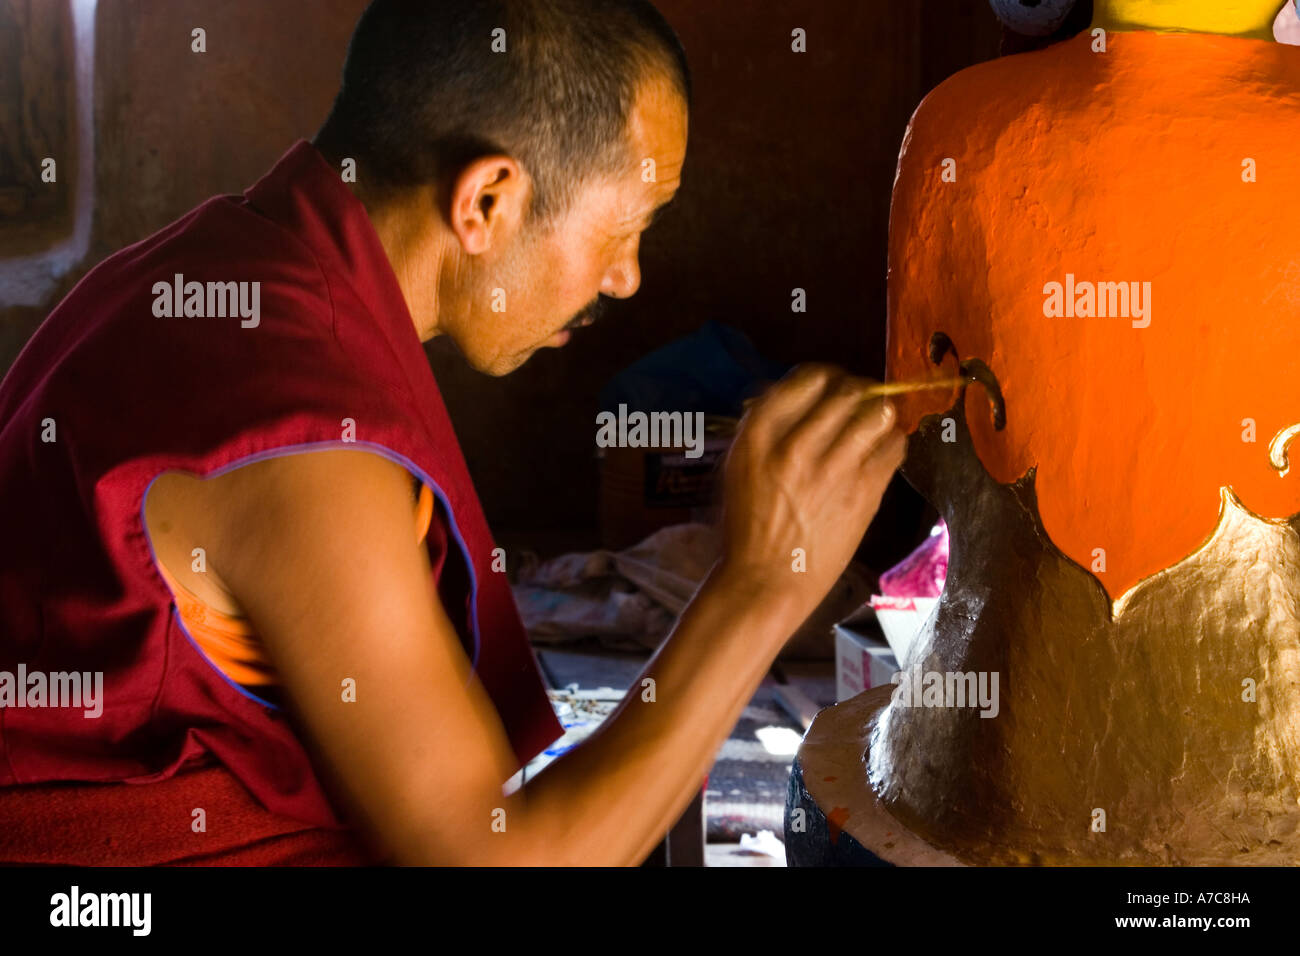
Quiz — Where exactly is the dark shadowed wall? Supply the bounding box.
[0,0,1005,565]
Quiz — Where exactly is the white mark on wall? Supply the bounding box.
[0,0,98,308]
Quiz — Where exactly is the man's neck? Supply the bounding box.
[344,179,447,344]
[1092,0,1278,39]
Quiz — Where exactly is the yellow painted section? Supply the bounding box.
[1093,0,1281,38]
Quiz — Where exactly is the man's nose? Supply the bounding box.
[601,249,641,299]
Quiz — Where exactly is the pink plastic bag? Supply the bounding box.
[878,520,948,599]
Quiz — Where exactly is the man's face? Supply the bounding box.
[448,75,688,375]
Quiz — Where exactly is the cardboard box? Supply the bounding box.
[598,435,731,550]
[868,595,938,666]
[834,622,900,703]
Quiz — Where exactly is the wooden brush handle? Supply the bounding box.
[862,377,966,398]
[742,376,965,411]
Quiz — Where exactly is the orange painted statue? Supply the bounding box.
[889,0,1300,598]
[854,0,1300,864]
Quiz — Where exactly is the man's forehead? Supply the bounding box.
[568,75,685,221]
[617,156,681,218]
[625,75,688,177]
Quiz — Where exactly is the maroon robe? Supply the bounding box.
[0,141,562,861]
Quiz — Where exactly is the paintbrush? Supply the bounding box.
[859,376,967,398]
[742,375,967,411]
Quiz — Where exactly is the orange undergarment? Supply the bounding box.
[157,480,436,688]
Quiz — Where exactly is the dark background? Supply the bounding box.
[0,1,1084,569]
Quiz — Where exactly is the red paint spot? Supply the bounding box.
[823,776,837,782]
[827,806,851,846]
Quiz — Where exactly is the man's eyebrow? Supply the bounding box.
[647,197,677,225]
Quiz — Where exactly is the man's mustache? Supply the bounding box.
[565,296,608,331]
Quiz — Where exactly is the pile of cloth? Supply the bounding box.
[514,522,874,658]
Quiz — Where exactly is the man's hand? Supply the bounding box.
[718,363,906,633]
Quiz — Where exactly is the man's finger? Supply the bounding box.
[783,376,890,462]
[824,397,902,473]
[744,363,846,437]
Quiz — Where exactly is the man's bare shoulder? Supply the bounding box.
[203,447,412,507]
[145,449,420,616]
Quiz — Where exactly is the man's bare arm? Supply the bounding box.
[188,364,903,864]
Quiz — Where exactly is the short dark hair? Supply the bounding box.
[315,0,690,223]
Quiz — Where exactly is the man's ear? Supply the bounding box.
[446,156,530,255]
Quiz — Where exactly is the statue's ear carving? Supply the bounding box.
[1275,1,1300,45]
[988,0,1080,37]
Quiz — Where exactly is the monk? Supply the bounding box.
[0,0,904,865]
